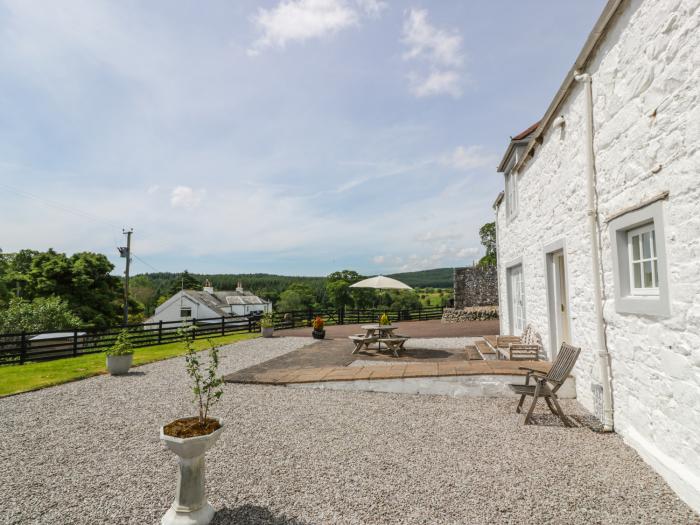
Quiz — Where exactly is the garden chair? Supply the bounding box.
[509,342,581,427]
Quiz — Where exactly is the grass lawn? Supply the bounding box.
[0,332,259,398]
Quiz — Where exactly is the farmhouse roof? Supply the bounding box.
[182,289,269,316]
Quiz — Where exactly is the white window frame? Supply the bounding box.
[506,260,525,334]
[627,223,659,296]
[505,170,518,220]
[609,200,670,316]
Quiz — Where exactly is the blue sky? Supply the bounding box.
[0,0,606,276]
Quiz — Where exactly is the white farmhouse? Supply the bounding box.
[148,281,272,324]
[494,0,699,512]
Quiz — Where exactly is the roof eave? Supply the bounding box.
[513,0,625,173]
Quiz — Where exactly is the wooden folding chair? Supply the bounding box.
[509,342,581,427]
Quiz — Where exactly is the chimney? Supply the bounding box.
[203,279,214,294]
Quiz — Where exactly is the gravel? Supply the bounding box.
[1,336,698,525]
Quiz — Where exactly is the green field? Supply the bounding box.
[0,332,258,398]
[414,288,453,307]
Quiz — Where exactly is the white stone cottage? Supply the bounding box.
[147,282,272,324]
[493,0,699,512]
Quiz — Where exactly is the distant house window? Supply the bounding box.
[180,307,192,318]
[609,199,669,316]
[506,171,518,219]
[627,223,659,296]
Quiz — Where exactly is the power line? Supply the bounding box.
[131,253,161,273]
[0,183,123,230]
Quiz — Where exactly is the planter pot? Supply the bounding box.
[261,327,274,338]
[160,418,224,525]
[312,330,326,340]
[106,353,133,375]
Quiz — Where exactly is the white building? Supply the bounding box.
[494,0,699,512]
[148,282,272,324]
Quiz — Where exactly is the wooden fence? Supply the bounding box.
[0,305,445,365]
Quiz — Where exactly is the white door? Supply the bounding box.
[508,265,525,334]
[548,251,571,357]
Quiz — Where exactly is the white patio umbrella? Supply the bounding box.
[349,275,412,290]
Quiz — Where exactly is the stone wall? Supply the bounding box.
[453,266,498,308]
[494,0,700,511]
[441,306,499,323]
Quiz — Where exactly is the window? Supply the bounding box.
[505,171,518,219]
[627,224,659,296]
[609,199,669,316]
[180,307,192,318]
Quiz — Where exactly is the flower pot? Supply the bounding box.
[106,353,133,375]
[312,329,325,340]
[160,418,224,525]
[261,327,274,338]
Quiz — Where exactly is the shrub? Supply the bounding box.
[312,316,325,331]
[379,313,390,325]
[260,312,274,328]
[106,329,134,356]
[181,328,224,428]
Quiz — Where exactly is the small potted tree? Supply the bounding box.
[105,329,134,375]
[160,330,224,525]
[260,312,274,338]
[311,316,325,339]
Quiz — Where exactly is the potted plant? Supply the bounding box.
[105,329,134,375]
[379,312,391,326]
[311,316,325,339]
[160,330,225,525]
[260,312,274,338]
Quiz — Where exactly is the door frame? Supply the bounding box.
[505,258,525,335]
[544,239,572,360]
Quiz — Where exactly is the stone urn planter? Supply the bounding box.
[106,353,133,375]
[312,329,325,340]
[160,418,224,525]
[261,326,274,338]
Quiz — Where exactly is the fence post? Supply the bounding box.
[248,317,252,333]
[73,329,78,357]
[158,320,163,344]
[221,316,225,336]
[307,308,313,323]
[192,318,197,338]
[20,332,27,365]
[418,305,422,321]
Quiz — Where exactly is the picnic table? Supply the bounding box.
[348,324,409,357]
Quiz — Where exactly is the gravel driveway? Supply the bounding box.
[0,337,697,524]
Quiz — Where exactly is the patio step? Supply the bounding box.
[465,345,482,360]
[475,339,497,361]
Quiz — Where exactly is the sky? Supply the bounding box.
[0,0,607,277]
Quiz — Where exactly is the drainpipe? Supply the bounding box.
[574,71,614,432]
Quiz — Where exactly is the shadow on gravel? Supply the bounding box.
[212,505,308,525]
[527,412,603,431]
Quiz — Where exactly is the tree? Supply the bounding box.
[168,270,202,295]
[478,222,497,267]
[390,291,421,311]
[326,279,352,309]
[276,283,316,312]
[0,249,122,328]
[0,296,81,334]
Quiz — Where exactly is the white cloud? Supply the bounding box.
[372,255,385,264]
[410,70,461,98]
[170,186,206,209]
[147,184,160,194]
[356,0,388,18]
[415,230,462,243]
[248,0,384,55]
[402,8,465,98]
[442,145,497,171]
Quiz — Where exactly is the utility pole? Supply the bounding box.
[118,229,133,325]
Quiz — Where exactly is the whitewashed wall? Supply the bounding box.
[495,0,700,511]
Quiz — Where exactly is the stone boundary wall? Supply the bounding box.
[453,266,498,308]
[441,306,498,323]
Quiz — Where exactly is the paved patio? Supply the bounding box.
[1,337,697,524]
[224,337,545,385]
